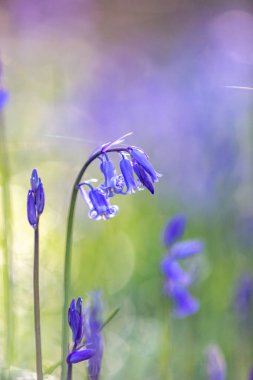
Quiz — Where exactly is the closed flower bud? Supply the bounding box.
[27,190,38,228]
[36,182,45,215]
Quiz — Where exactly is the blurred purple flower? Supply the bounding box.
[206,345,226,380]
[248,368,253,380]
[85,291,104,380]
[160,215,203,318]
[0,88,9,109]
[163,215,187,247]
[234,273,253,318]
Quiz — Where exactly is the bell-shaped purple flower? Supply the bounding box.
[206,345,226,380]
[133,161,154,194]
[128,147,158,182]
[88,187,119,220]
[78,183,119,220]
[119,155,138,194]
[68,297,83,347]
[27,190,38,228]
[163,215,187,247]
[100,155,118,197]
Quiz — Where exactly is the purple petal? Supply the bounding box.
[27,190,37,228]
[129,147,158,182]
[161,257,191,285]
[30,169,40,192]
[120,156,138,193]
[66,348,96,364]
[248,368,253,380]
[36,182,45,215]
[206,345,226,380]
[170,285,199,318]
[163,215,187,246]
[170,240,203,259]
[0,88,9,109]
[133,161,154,194]
[234,273,253,316]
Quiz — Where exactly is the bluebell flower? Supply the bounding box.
[132,161,155,194]
[206,345,226,380]
[128,147,159,182]
[99,154,124,197]
[85,291,104,380]
[160,215,203,318]
[163,215,187,247]
[119,154,138,194]
[27,169,45,228]
[0,88,9,110]
[78,183,119,220]
[234,273,253,319]
[78,134,159,219]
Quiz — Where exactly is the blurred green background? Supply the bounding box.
[0,1,253,379]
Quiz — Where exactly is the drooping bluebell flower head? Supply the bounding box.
[85,291,104,380]
[78,134,159,220]
[206,345,226,380]
[27,169,45,228]
[160,215,203,318]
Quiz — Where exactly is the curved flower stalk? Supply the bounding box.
[27,169,45,380]
[160,215,203,318]
[61,134,159,380]
[206,344,226,380]
[66,292,103,380]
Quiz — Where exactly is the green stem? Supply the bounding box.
[60,147,128,380]
[34,226,43,380]
[0,112,14,374]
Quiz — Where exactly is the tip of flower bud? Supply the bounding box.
[30,169,41,192]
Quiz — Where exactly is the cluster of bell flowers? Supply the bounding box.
[78,144,160,221]
[67,292,104,380]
